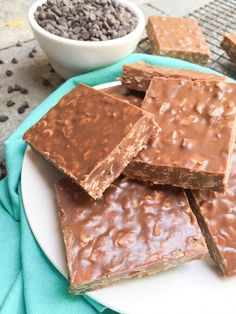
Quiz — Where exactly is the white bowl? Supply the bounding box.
[28,0,145,78]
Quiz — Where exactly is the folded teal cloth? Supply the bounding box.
[0,53,228,314]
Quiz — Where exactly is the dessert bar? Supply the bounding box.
[24,84,159,199]
[146,16,211,65]
[125,78,236,191]
[121,62,226,92]
[55,177,207,294]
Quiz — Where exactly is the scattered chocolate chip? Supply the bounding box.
[20,87,28,95]
[28,52,34,58]
[32,46,37,53]
[0,59,4,64]
[11,58,18,64]
[22,101,29,109]
[0,115,9,122]
[34,0,138,41]
[16,40,23,47]
[5,70,13,77]
[50,68,55,73]
[6,100,15,107]
[42,78,50,86]
[14,84,21,91]
[17,102,29,113]
[18,106,26,114]
[7,85,14,93]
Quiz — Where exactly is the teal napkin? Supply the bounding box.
[0,53,229,314]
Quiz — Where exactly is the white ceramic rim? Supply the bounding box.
[28,0,145,47]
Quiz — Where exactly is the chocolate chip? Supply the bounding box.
[16,40,23,47]
[22,101,29,109]
[0,59,4,64]
[32,46,37,53]
[7,85,14,93]
[12,58,18,64]
[42,78,50,86]
[82,30,90,40]
[14,84,21,91]
[89,12,96,22]
[0,115,9,122]
[100,34,108,41]
[28,52,34,58]
[5,70,13,77]
[18,106,26,114]
[20,87,28,95]
[6,100,15,107]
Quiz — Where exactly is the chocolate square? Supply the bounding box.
[146,16,211,65]
[55,177,207,294]
[125,78,236,191]
[24,84,159,199]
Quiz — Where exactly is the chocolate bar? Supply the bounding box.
[55,177,207,294]
[188,150,236,276]
[24,84,159,199]
[146,16,211,65]
[221,34,236,63]
[125,78,236,192]
[121,62,226,92]
[103,84,144,107]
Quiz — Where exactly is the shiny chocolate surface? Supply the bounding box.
[190,151,236,276]
[55,177,207,291]
[146,16,211,65]
[126,78,236,191]
[24,84,157,198]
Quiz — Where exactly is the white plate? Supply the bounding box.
[22,81,236,314]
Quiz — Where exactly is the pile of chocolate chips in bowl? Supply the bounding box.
[34,0,138,41]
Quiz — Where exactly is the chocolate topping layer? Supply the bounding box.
[188,150,236,276]
[125,78,236,191]
[121,62,226,92]
[55,177,207,294]
[24,84,159,199]
[103,85,144,107]
[146,16,211,65]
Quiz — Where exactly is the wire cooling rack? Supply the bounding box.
[137,0,236,79]
[187,0,236,78]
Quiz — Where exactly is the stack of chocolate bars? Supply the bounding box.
[24,62,236,295]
